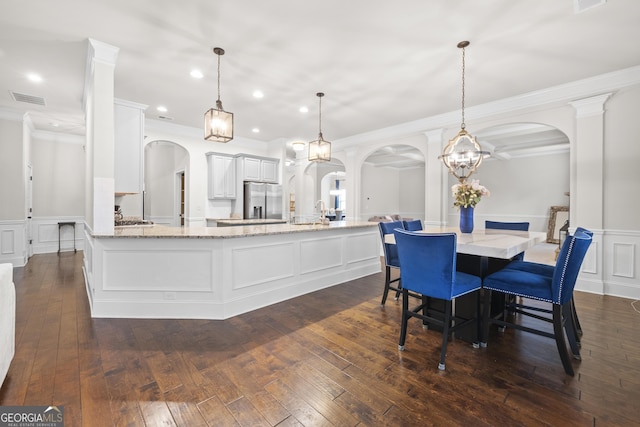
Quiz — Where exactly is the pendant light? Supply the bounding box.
[204,47,234,142]
[439,41,489,182]
[308,92,331,162]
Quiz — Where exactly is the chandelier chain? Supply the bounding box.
[318,95,322,136]
[461,45,466,130]
[217,52,221,104]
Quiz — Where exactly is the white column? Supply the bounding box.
[569,93,610,230]
[343,148,358,220]
[84,39,119,234]
[569,93,610,295]
[424,129,446,226]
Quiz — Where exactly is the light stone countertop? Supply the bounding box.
[208,218,288,226]
[95,221,377,238]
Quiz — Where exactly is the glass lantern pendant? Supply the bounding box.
[204,47,234,142]
[308,92,331,162]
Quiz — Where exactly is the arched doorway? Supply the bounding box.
[458,122,570,232]
[360,144,425,221]
[144,140,190,226]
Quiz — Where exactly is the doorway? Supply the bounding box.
[176,171,185,226]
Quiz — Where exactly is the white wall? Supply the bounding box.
[0,118,26,265]
[0,119,24,220]
[28,133,86,255]
[360,164,400,218]
[448,152,570,232]
[603,85,640,231]
[399,166,426,220]
[31,136,85,216]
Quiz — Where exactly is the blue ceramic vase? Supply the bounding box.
[459,206,474,233]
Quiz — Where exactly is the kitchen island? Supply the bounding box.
[83,221,380,319]
[205,218,288,227]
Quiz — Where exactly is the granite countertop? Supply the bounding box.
[93,221,377,238]
[209,218,288,226]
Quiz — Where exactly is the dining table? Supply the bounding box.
[383,226,547,260]
[383,226,548,342]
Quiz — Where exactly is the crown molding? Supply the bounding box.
[145,117,268,150]
[0,107,25,122]
[335,65,640,148]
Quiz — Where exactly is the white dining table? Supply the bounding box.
[383,226,548,260]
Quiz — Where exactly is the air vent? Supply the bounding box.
[9,91,46,106]
[158,115,174,121]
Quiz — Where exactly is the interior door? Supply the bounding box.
[179,171,185,226]
[26,164,33,259]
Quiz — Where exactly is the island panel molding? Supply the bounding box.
[83,222,380,319]
[103,249,213,292]
[231,241,296,290]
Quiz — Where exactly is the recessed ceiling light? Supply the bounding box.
[50,122,59,128]
[253,90,264,99]
[190,69,203,79]
[299,106,309,113]
[252,128,260,133]
[157,106,168,113]
[27,73,42,83]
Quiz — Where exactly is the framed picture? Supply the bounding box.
[547,206,569,244]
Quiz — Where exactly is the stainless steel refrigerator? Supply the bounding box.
[243,182,283,219]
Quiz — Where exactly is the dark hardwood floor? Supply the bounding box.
[1,252,639,426]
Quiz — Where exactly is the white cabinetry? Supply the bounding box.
[207,153,236,199]
[241,156,279,183]
[114,99,147,194]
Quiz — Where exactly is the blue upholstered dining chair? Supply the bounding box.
[481,228,592,376]
[485,220,530,261]
[377,221,406,305]
[402,219,423,231]
[393,229,482,371]
[503,227,593,342]
[483,220,531,321]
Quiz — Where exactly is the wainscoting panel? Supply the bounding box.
[346,232,380,264]
[231,241,296,290]
[602,230,640,299]
[32,217,84,254]
[612,242,635,278]
[1,229,15,254]
[300,236,343,275]
[0,221,26,266]
[103,249,213,291]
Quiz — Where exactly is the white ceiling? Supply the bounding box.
[1,0,638,157]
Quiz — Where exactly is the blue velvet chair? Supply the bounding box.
[402,219,423,231]
[393,229,482,371]
[485,220,530,261]
[481,228,592,376]
[504,227,593,341]
[483,220,531,320]
[378,221,406,305]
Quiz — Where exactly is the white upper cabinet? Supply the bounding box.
[241,156,279,183]
[207,153,236,199]
[114,99,147,194]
